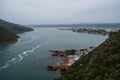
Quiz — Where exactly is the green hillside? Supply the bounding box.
[0,26,19,44]
[0,19,33,44]
[57,30,120,80]
[0,19,33,33]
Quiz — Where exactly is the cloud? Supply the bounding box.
[0,0,120,24]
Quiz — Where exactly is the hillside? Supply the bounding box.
[0,19,33,33]
[56,30,120,80]
[0,26,19,44]
[0,19,33,44]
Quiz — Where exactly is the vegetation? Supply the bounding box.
[0,19,33,44]
[65,49,76,55]
[56,30,120,80]
[0,26,19,44]
[72,28,109,35]
[0,19,33,34]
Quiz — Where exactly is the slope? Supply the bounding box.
[57,30,120,80]
[0,26,19,44]
[0,19,33,34]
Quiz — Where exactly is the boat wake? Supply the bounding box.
[0,41,48,71]
[21,37,38,45]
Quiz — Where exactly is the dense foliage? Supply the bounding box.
[65,49,76,55]
[57,30,120,80]
[0,19,33,44]
[0,19,33,33]
[0,26,19,43]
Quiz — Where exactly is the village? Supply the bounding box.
[47,46,95,75]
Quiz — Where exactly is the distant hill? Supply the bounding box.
[0,19,33,45]
[0,19,33,34]
[29,23,120,28]
[57,30,120,80]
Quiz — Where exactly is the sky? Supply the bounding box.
[0,0,120,25]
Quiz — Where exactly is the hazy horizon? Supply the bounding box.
[0,0,120,25]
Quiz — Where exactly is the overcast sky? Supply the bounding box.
[0,0,120,24]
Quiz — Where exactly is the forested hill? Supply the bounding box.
[0,19,33,44]
[57,30,120,80]
[0,26,19,44]
[0,19,33,33]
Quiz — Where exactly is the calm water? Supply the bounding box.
[0,27,107,80]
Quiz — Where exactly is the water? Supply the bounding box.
[0,27,107,80]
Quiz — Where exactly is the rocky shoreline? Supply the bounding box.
[47,47,95,75]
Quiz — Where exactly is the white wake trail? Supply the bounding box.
[0,43,44,71]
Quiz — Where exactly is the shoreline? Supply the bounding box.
[47,47,95,75]
[58,28,109,36]
[0,30,34,45]
[0,39,18,45]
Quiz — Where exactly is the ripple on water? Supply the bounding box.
[0,42,46,71]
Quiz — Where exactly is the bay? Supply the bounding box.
[0,27,107,80]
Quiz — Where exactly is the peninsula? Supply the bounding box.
[0,19,33,45]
